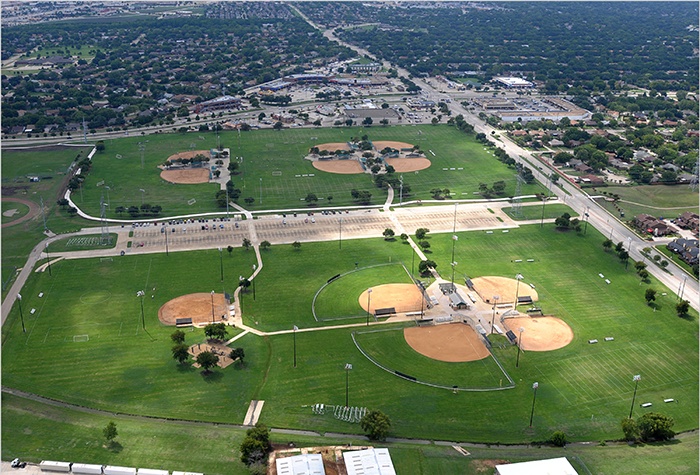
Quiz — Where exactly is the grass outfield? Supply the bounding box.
[77,126,546,217]
[3,393,697,475]
[2,225,697,444]
[596,184,698,218]
[353,327,506,389]
[502,203,576,221]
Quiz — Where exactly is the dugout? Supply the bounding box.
[374,307,396,317]
[176,317,193,327]
[517,296,533,305]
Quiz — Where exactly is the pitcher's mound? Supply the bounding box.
[504,316,573,351]
[359,284,423,314]
[404,323,489,362]
[158,293,228,326]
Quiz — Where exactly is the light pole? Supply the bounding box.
[529,381,539,427]
[679,275,688,301]
[252,264,256,300]
[136,290,145,330]
[17,293,26,333]
[629,374,641,419]
[45,242,52,276]
[293,325,298,368]
[344,363,353,407]
[259,178,262,204]
[210,290,215,323]
[516,327,525,368]
[451,261,458,290]
[583,207,590,235]
[366,288,372,326]
[514,274,523,310]
[105,185,111,209]
[490,295,499,334]
[139,188,145,206]
[338,217,342,250]
[164,226,169,256]
[218,247,224,282]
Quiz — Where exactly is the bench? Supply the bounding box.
[588,339,598,344]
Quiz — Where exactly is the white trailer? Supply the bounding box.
[39,461,71,472]
[172,472,204,475]
[72,463,104,475]
[137,469,169,475]
[103,466,137,475]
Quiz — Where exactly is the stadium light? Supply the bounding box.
[629,375,641,419]
[516,327,525,368]
[490,295,499,334]
[366,288,373,326]
[293,325,298,368]
[529,382,539,427]
[210,290,215,323]
[136,290,145,330]
[345,363,353,407]
[16,293,26,333]
[514,274,524,310]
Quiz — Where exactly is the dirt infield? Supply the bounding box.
[385,157,432,172]
[503,316,573,351]
[167,150,211,161]
[160,168,210,184]
[312,160,364,174]
[373,141,415,150]
[158,293,228,326]
[471,276,539,305]
[359,283,423,314]
[315,142,351,152]
[404,323,490,362]
[1,197,40,228]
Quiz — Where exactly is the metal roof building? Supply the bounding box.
[343,448,396,475]
[495,457,578,475]
[275,453,325,475]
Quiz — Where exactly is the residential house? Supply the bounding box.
[634,214,672,236]
[667,238,699,265]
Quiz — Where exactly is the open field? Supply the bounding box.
[2,392,697,475]
[2,224,697,446]
[76,126,546,217]
[595,184,698,219]
[1,145,97,290]
[502,203,576,221]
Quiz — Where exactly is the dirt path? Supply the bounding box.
[1,197,41,228]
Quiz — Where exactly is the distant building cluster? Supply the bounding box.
[259,73,389,92]
[474,96,590,123]
[493,77,534,89]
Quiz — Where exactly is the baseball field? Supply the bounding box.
[2,223,697,448]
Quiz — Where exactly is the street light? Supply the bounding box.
[104,185,111,209]
[366,288,373,326]
[529,381,539,427]
[451,261,458,291]
[259,177,262,204]
[45,242,52,276]
[139,188,145,206]
[344,363,353,407]
[490,295,499,334]
[514,274,523,310]
[210,290,215,323]
[338,217,342,250]
[516,327,525,368]
[16,293,26,333]
[583,207,590,235]
[629,375,641,419]
[136,290,145,330]
[218,247,224,282]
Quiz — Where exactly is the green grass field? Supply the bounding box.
[76,125,546,218]
[597,184,698,219]
[2,224,697,447]
[2,392,697,474]
[502,203,576,221]
[1,145,98,290]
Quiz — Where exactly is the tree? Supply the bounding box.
[676,300,690,317]
[204,322,228,341]
[360,410,391,441]
[382,228,395,240]
[242,238,252,251]
[549,431,567,447]
[400,233,409,243]
[292,241,301,251]
[95,140,105,152]
[554,213,571,229]
[171,343,190,364]
[240,423,271,465]
[644,288,657,305]
[418,259,436,277]
[415,228,430,240]
[103,421,118,443]
[227,245,233,256]
[230,347,245,363]
[418,240,430,251]
[239,278,251,291]
[260,240,271,251]
[621,418,640,441]
[304,193,318,205]
[273,121,283,130]
[362,116,373,126]
[171,330,186,343]
[634,261,647,273]
[603,239,613,252]
[637,412,675,442]
[195,351,219,374]
[57,198,69,208]
[638,269,649,281]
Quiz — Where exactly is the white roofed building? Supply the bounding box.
[495,457,579,475]
[343,448,396,475]
[494,77,534,89]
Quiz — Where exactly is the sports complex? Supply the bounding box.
[1,125,698,473]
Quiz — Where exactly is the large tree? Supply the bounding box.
[103,421,118,444]
[195,351,219,374]
[360,410,391,441]
[637,412,675,442]
[171,344,190,364]
[204,323,228,341]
